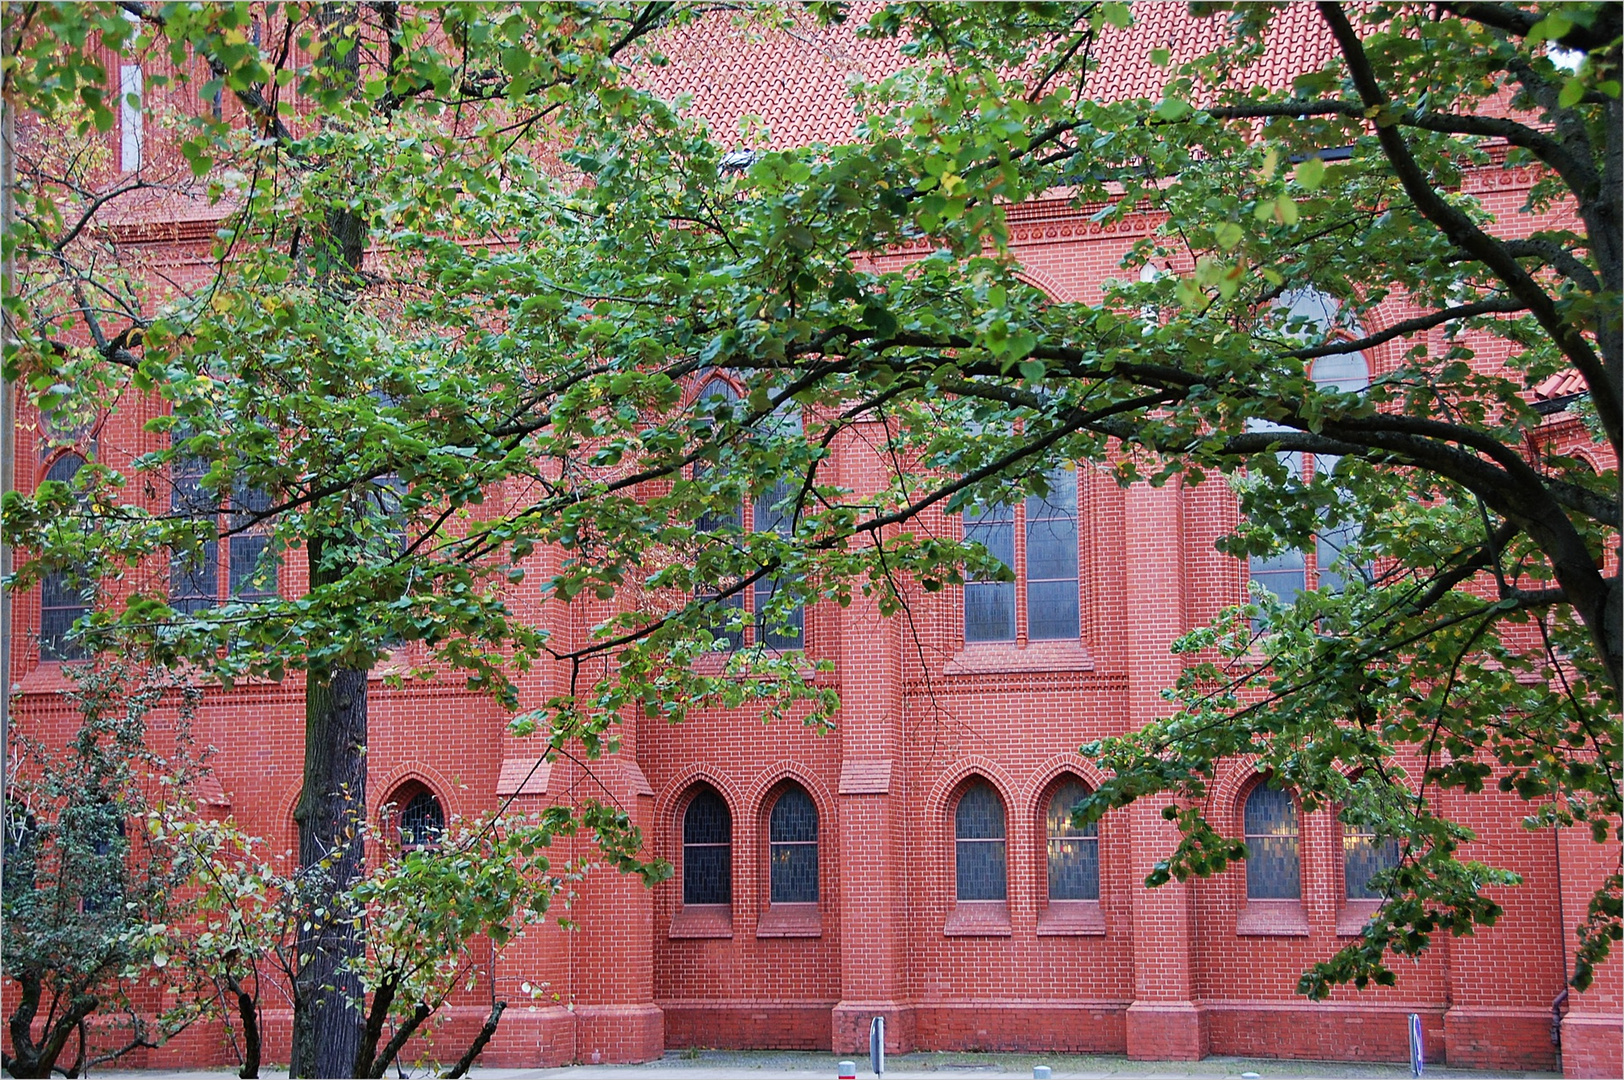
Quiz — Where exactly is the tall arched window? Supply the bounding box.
[170,430,279,612]
[399,790,445,849]
[768,785,817,903]
[39,454,89,661]
[1046,779,1099,901]
[1247,312,1371,604]
[954,781,1007,901]
[693,377,804,651]
[682,788,732,906]
[1244,785,1300,900]
[963,467,1079,643]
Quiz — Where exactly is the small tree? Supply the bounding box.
[2,664,221,1079]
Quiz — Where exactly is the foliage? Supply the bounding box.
[3,0,1619,1031]
[1,664,226,1078]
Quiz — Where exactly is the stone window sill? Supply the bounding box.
[944,900,1012,937]
[1337,898,1383,937]
[1036,899,1105,936]
[945,640,1094,676]
[1236,898,1310,937]
[668,904,733,939]
[757,902,821,938]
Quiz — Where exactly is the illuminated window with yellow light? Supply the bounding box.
[1046,779,1099,901]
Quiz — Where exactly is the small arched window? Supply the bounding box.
[1244,785,1300,900]
[954,782,1007,901]
[682,788,732,906]
[1046,779,1099,901]
[399,790,445,849]
[39,454,89,661]
[768,786,818,903]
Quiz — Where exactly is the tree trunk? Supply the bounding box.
[291,657,368,1078]
[289,7,372,1076]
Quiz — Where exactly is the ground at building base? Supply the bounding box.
[75,1049,1570,1080]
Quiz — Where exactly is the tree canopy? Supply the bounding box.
[4,0,1619,1060]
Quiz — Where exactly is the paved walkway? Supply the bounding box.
[83,1049,1564,1080]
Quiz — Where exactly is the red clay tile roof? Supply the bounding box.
[640,3,1338,149]
[1533,369,1589,400]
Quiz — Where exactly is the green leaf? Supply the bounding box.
[1293,156,1326,191]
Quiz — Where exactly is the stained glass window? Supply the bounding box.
[963,500,1016,642]
[1344,821,1400,899]
[683,788,732,905]
[1244,784,1300,900]
[1026,471,1079,640]
[768,786,818,903]
[964,468,1079,643]
[754,479,804,650]
[1046,779,1099,901]
[400,790,445,848]
[40,454,89,660]
[955,781,1007,901]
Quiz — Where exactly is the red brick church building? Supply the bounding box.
[8,6,1621,1076]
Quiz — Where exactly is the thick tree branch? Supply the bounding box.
[1317,2,1621,456]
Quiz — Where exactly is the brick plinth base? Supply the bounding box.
[1204,1002,1440,1063]
[1561,1014,1624,1079]
[572,1003,664,1064]
[912,1002,1126,1053]
[832,1001,916,1056]
[479,1004,578,1067]
[661,1001,832,1050]
[1444,1007,1559,1071]
[1125,1002,1207,1060]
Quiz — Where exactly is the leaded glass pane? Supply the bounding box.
[171,541,220,615]
[230,535,277,600]
[1344,830,1400,899]
[769,788,817,843]
[955,783,1005,840]
[965,509,1015,567]
[1250,549,1306,605]
[683,789,732,905]
[753,480,804,649]
[1026,580,1080,640]
[1311,351,1370,395]
[1046,781,1098,837]
[39,602,87,661]
[400,791,444,847]
[1047,780,1099,901]
[956,839,1007,900]
[770,840,818,903]
[1025,514,1077,579]
[964,581,1016,642]
[40,455,91,660]
[684,790,731,844]
[1245,786,1300,900]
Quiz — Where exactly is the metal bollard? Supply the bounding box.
[838,1061,857,1080]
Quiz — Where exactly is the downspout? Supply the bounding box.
[1550,823,1569,1065]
